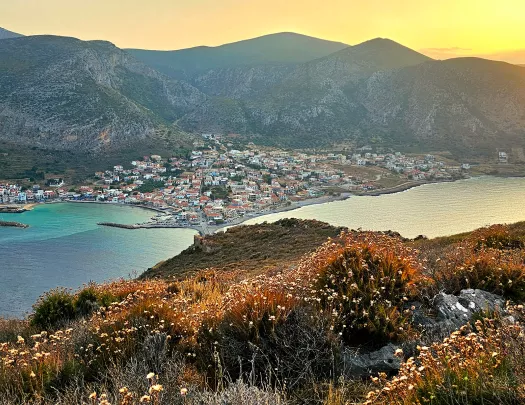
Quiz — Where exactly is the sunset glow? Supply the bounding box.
[1,0,524,62]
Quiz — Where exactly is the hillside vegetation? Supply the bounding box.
[4,220,525,404]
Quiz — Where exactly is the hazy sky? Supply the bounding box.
[1,0,524,63]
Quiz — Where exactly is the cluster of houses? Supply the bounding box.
[2,137,473,225]
[350,152,469,181]
[0,183,66,204]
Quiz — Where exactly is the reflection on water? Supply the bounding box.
[243,176,525,238]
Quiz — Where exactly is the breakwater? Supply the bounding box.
[0,220,29,228]
[97,222,139,229]
[0,206,27,214]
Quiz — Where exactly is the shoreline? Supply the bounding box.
[5,178,461,235]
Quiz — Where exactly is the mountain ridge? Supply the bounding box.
[127,32,350,80]
[0,35,206,152]
[0,27,23,40]
[1,32,524,158]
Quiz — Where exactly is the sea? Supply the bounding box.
[0,203,197,318]
[1,176,525,318]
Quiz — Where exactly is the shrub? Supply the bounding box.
[31,289,75,330]
[471,224,524,251]
[434,243,525,301]
[75,286,116,317]
[313,235,424,346]
[363,319,525,405]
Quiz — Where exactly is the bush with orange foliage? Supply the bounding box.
[434,225,525,300]
[308,232,427,346]
[363,312,525,405]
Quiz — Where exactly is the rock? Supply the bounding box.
[457,289,505,314]
[411,289,505,340]
[435,289,504,327]
[342,344,401,377]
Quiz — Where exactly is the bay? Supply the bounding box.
[0,203,196,318]
[242,176,525,238]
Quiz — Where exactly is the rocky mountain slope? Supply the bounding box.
[0,35,206,152]
[128,32,349,80]
[176,40,525,152]
[1,32,525,157]
[0,27,22,40]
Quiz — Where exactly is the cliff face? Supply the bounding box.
[0,36,206,152]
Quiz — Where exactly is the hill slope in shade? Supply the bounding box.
[143,219,345,279]
[0,35,206,151]
[127,32,349,79]
[0,27,23,40]
[179,49,525,152]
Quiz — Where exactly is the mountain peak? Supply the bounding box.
[128,32,349,78]
[0,27,23,40]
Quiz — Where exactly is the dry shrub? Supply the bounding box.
[310,232,426,346]
[363,315,525,405]
[433,226,525,300]
[470,224,524,251]
[200,275,339,389]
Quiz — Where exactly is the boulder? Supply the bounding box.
[412,289,505,339]
[435,289,504,327]
[342,343,401,377]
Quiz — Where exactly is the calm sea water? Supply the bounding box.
[0,203,196,318]
[243,176,525,238]
[2,177,525,318]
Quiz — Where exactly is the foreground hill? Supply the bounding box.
[0,35,205,152]
[0,27,22,40]
[143,218,346,279]
[127,32,349,80]
[3,220,525,404]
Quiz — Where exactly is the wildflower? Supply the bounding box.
[146,372,155,380]
[180,388,188,396]
[149,384,163,394]
[140,395,151,402]
[17,336,25,344]
[89,392,97,399]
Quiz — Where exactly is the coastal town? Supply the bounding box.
[1,135,471,232]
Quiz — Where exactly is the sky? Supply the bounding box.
[1,0,525,63]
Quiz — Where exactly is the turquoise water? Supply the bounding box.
[243,176,525,238]
[0,203,196,318]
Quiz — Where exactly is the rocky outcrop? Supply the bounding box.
[411,289,505,338]
[0,220,29,228]
[343,289,506,378]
